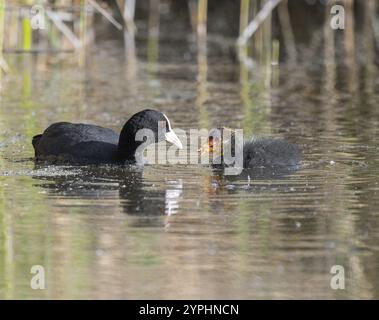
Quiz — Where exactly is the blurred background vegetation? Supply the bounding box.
[1,0,377,136]
[0,0,377,66]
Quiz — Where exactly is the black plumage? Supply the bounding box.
[242,137,300,168]
[32,109,182,165]
[202,127,300,170]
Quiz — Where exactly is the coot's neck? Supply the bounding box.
[117,122,144,163]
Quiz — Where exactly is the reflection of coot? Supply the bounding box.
[213,165,298,181]
[32,166,177,219]
[118,170,166,216]
[208,167,297,194]
[119,172,183,217]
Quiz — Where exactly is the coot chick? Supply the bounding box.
[32,109,183,165]
[199,127,300,169]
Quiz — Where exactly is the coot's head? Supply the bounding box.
[198,127,235,159]
[118,109,183,161]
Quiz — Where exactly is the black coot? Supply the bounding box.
[199,127,300,169]
[32,109,183,165]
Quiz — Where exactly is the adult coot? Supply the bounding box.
[199,127,300,169]
[32,109,183,165]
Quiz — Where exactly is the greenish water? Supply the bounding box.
[0,35,379,299]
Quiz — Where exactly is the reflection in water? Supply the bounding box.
[210,166,300,190]
[32,166,183,221]
[164,179,183,216]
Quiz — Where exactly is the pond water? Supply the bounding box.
[0,31,379,299]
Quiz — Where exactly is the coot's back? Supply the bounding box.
[243,138,300,168]
[33,122,119,165]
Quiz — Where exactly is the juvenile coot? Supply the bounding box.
[32,109,183,165]
[199,127,300,169]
